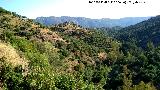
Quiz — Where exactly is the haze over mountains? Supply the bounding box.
[35,16,151,28]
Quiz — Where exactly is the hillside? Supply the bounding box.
[0,7,121,89]
[35,16,150,28]
[115,15,160,48]
[0,7,160,90]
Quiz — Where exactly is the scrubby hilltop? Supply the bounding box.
[0,7,159,90]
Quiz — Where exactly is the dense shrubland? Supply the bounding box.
[0,7,159,90]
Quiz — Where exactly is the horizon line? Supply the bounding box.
[35,15,156,20]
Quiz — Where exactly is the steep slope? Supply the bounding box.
[116,15,160,48]
[0,7,159,90]
[35,16,150,28]
[0,7,122,89]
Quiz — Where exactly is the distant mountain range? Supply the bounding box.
[35,16,151,28]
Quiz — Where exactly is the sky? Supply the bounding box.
[0,0,160,19]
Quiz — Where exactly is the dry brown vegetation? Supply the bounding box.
[0,42,28,72]
[35,28,66,42]
[98,52,107,61]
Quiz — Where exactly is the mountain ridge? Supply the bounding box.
[35,16,151,28]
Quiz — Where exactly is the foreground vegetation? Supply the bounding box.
[0,7,159,90]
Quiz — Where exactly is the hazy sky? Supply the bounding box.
[0,0,160,19]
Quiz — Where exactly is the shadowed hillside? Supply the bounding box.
[115,15,160,48]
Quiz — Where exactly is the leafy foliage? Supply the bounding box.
[0,7,160,90]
